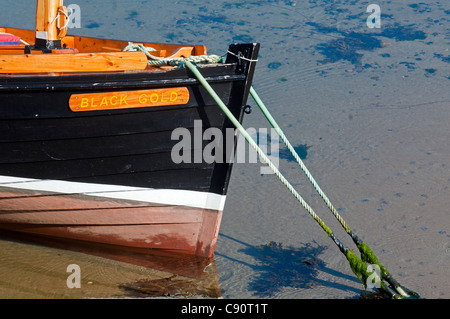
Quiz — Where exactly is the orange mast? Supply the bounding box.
[32,0,68,52]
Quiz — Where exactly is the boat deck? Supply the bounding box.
[0,27,208,74]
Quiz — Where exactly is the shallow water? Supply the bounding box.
[1,0,449,299]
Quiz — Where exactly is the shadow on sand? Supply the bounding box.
[218,233,363,297]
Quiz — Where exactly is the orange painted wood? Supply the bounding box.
[34,0,46,33]
[57,5,68,38]
[0,47,25,55]
[0,27,208,57]
[60,36,75,49]
[168,47,194,58]
[0,27,34,44]
[193,45,208,56]
[69,87,190,111]
[34,0,60,41]
[73,36,203,57]
[0,51,148,73]
[52,48,79,54]
[46,0,59,41]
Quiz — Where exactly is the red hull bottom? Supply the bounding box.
[0,187,223,258]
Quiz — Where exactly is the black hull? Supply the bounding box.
[0,44,259,196]
[0,43,259,258]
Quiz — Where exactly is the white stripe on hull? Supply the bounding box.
[0,175,226,211]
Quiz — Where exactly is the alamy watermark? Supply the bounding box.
[366,264,382,289]
[66,264,81,288]
[171,120,279,175]
[66,4,81,29]
[367,4,381,29]
[66,4,381,30]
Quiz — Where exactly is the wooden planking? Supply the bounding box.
[0,190,222,257]
[0,27,208,56]
[0,150,212,182]
[73,35,206,56]
[0,204,203,226]
[0,127,217,163]
[2,221,201,252]
[0,129,217,191]
[0,51,148,73]
[0,46,26,55]
[0,81,233,119]
[0,105,227,142]
[0,161,214,192]
[196,209,223,257]
[0,198,203,225]
[0,130,172,162]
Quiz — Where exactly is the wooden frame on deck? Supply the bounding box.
[0,27,208,73]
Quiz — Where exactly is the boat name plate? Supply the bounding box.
[69,87,189,111]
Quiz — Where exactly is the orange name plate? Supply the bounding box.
[69,87,189,111]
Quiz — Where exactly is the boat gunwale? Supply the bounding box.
[0,27,209,56]
[0,26,212,74]
[0,66,245,92]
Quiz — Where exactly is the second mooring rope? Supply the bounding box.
[124,45,419,297]
[249,87,419,298]
[183,60,400,297]
[185,59,424,298]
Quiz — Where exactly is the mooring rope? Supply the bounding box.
[251,86,352,232]
[123,42,223,66]
[182,60,410,298]
[249,87,420,298]
[124,45,419,297]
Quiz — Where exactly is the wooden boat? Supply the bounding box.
[0,0,259,259]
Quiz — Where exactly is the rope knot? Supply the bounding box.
[123,42,224,67]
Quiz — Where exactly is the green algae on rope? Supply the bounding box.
[184,61,372,294]
[184,60,419,299]
[249,86,420,298]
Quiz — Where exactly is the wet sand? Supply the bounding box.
[1,0,449,299]
[0,234,221,298]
